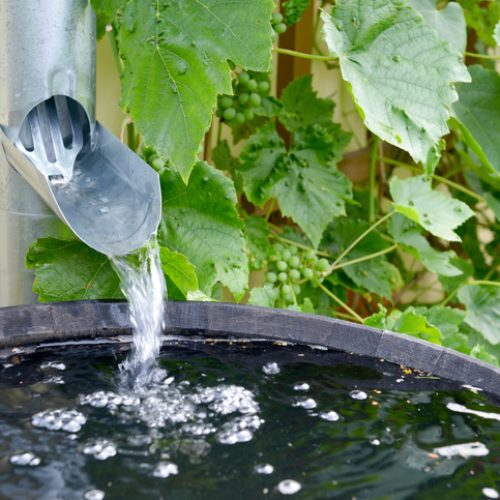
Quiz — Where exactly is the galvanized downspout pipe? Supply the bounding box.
[0,0,162,306]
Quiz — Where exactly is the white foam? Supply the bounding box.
[9,452,41,466]
[434,442,489,459]
[319,411,339,421]
[83,439,117,460]
[32,409,86,433]
[349,390,368,400]
[447,403,500,422]
[152,462,179,478]
[262,362,280,375]
[255,463,274,474]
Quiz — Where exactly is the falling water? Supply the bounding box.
[111,236,166,390]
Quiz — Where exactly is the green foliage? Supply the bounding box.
[453,66,500,184]
[322,0,470,172]
[97,0,274,180]
[27,0,500,367]
[390,175,474,241]
[409,0,467,53]
[159,161,249,300]
[26,238,123,302]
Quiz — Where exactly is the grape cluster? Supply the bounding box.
[265,242,329,305]
[271,12,287,36]
[216,71,270,125]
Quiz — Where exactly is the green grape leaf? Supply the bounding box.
[458,284,500,345]
[322,0,470,172]
[283,0,310,26]
[159,247,198,299]
[248,284,279,308]
[390,175,474,242]
[280,75,335,132]
[26,238,123,302]
[458,0,500,47]
[116,0,273,180]
[159,161,249,299]
[413,306,465,338]
[408,0,467,53]
[244,216,271,271]
[240,123,352,247]
[389,215,462,276]
[470,344,499,367]
[364,304,388,329]
[343,259,402,299]
[453,66,500,180]
[212,140,241,174]
[439,257,474,295]
[391,308,444,345]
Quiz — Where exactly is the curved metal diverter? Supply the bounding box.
[0,0,162,258]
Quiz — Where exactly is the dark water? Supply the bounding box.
[0,340,498,500]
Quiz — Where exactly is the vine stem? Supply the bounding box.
[465,51,500,61]
[381,157,484,203]
[470,280,500,287]
[329,244,398,272]
[327,212,395,272]
[270,233,333,258]
[273,47,338,62]
[368,137,380,222]
[318,284,364,323]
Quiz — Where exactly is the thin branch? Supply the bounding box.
[273,47,338,62]
[318,283,364,323]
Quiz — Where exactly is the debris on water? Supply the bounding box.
[483,487,499,499]
[319,410,339,421]
[434,442,489,459]
[446,403,500,422]
[152,462,179,478]
[349,390,368,400]
[9,452,41,466]
[462,384,482,393]
[83,439,117,460]
[84,489,105,500]
[255,463,274,474]
[40,361,66,371]
[277,479,301,495]
[32,409,86,432]
[294,398,317,409]
[263,362,280,375]
[293,382,310,391]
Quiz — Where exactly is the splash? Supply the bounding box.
[112,237,166,390]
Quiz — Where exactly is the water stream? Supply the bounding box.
[111,236,166,390]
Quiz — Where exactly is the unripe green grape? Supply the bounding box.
[266,271,277,283]
[282,249,292,261]
[271,12,283,24]
[293,284,301,295]
[238,72,250,84]
[289,269,301,282]
[269,253,279,262]
[246,79,258,91]
[317,258,329,272]
[223,107,236,121]
[215,108,223,118]
[278,272,288,282]
[305,249,316,261]
[258,81,270,93]
[277,260,288,271]
[275,22,287,34]
[238,93,250,105]
[249,93,261,107]
[303,268,314,280]
[282,284,292,295]
[274,243,285,252]
[220,96,234,109]
[289,256,300,268]
[152,157,164,170]
[235,112,246,124]
[289,245,298,255]
[284,293,295,304]
[244,108,254,120]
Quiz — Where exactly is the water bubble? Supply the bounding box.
[152,462,179,478]
[80,391,123,408]
[319,411,339,421]
[40,361,66,371]
[277,479,301,495]
[84,489,105,500]
[483,488,499,499]
[294,398,317,410]
[98,206,110,214]
[216,415,263,445]
[369,438,381,446]
[255,463,274,474]
[349,390,368,400]
[262,362,280,375]
[293,383,310,391]
[9,452,41,466]
[32,409,86,433]
[83,440,117,460]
